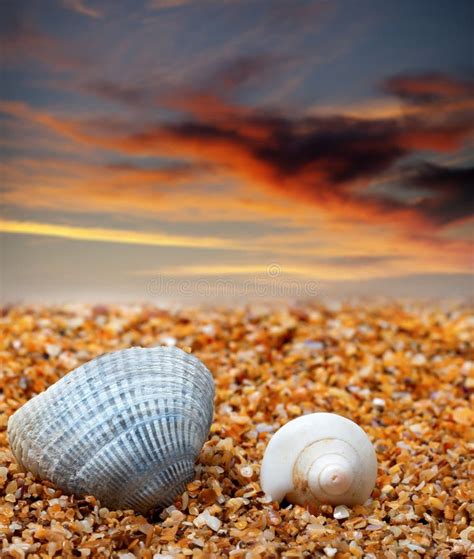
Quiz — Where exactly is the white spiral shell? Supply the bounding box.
[260,413,377,507]
[7,346,215,514]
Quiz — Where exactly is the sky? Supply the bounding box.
[1,0,473,302]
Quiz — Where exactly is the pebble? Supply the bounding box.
[411,353,427,366]
[158,335,177,347]
[452,406,474,425]
[239,465,254,478]
[45,344,61,358]
[201,324,216,336]
[193,508,221,531]
[372,398,386,408]
[302,340,325,351]
[333,505,351,520]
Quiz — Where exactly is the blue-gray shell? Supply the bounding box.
[7,346,215,513]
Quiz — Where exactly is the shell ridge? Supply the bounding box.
[70,413,206,496]
[49,395,210,482]
[126,454,194,499]
[123,456,195,512]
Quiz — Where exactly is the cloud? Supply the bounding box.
[0,219,237,250]
[104,89,473,227]
[83,80,154,106]
[61,0,103,19]
[0,4,86,70]
[315,255,405,267]
[147,0,202,10]
[210,54,284,92]
[104,160,214,181]
[2,220,414,277]
[383,72,474,105]
[82,54,284,108]
[151,254,406,277]
[404,163,474,225]
[2,71,473,231]
[127,249,465,282]
[0,150,307,228]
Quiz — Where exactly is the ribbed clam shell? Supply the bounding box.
[8,346,215,514]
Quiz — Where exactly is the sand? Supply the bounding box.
[1,302,472,558]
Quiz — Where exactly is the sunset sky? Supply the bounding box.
[1,0,473,301]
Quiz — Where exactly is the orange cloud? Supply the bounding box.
[129,245,470,281]
[3,69,473,233]
[1,154,307,226]
[383,72,474,104]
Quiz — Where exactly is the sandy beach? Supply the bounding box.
[0,302,472,558]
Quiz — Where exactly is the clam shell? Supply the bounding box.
[8,346,215,513]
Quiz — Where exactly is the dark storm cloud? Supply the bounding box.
[157,110,407,189]
[405,163,474,225]
[245,115,405,183]
[152,97,473,225]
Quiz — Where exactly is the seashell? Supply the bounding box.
[260,413,377,507]
[8,346,214,514]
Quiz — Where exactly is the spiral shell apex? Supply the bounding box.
[8,346,215,514]
[260,413,377,507]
